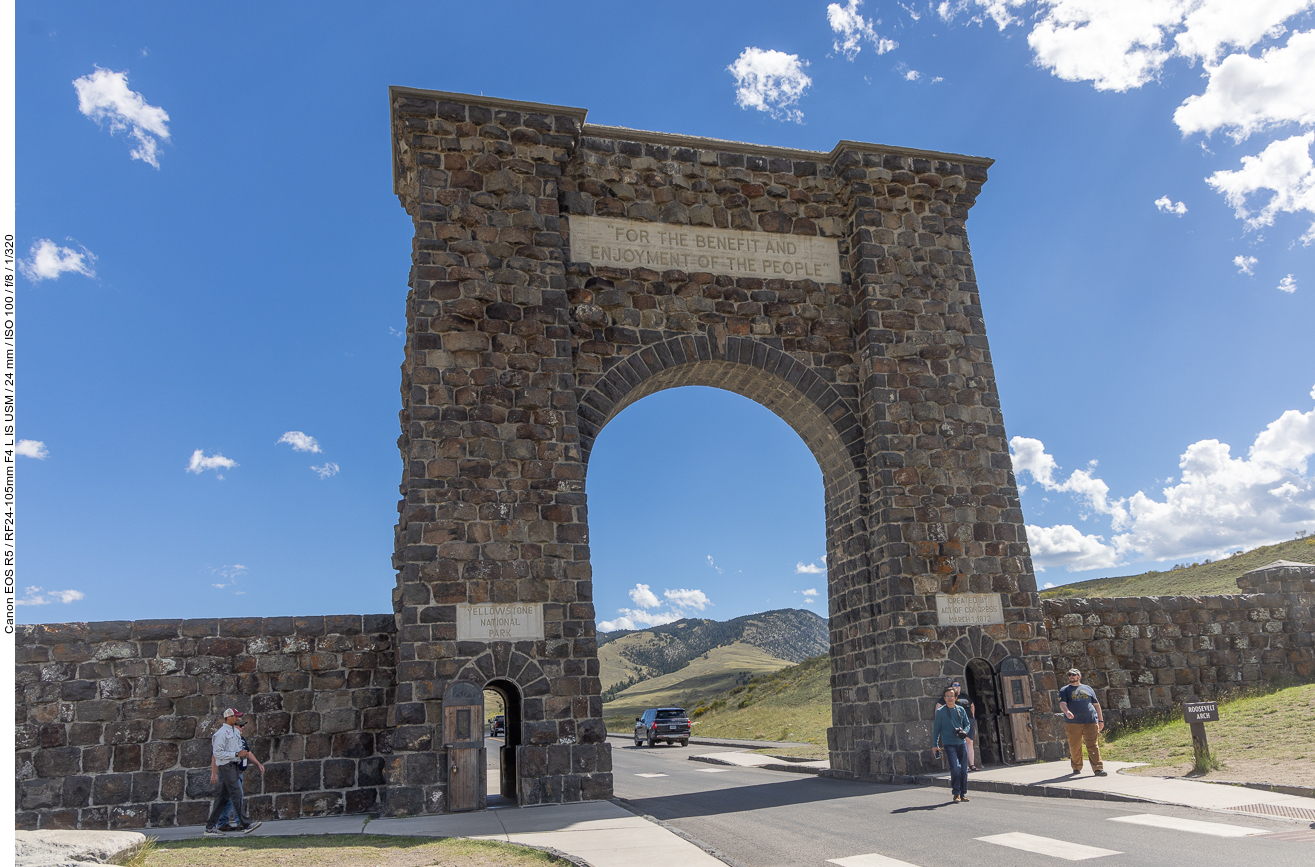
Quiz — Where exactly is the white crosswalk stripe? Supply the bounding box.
[976,832,1121,860]
[634,773,668,778]
[827,854,922,867]
[1109,814,1268,837]
[695,768,732,773]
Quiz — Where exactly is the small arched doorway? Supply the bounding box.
[483,679,522,806]
[965,658,1003,765]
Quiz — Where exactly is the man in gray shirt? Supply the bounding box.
[204,708,262,835]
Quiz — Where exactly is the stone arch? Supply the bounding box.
[453,648,550,700]
[946,627,1011,677]
[576,334,866,517]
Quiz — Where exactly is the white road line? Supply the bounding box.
[1109,814,1269,837]
[695,768,732,773]
[634,773,668,778]
[827,854,923,867]
[976,832,1121,861]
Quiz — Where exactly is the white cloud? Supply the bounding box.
[1016,386,1315,569]
[311,462,340,478]
[1011,436,1128,524]
[210,564,248,590]
[629,583,660,608]
[664,588,711,611]
[1154,195,1188,215]
[707,554,724,574]
[801,587,819,603]
[1043,582,1056,589]
[1234,254,1259,275]
[795,560,824,574]
[728,47,813,123]
[1173,0,1314,63]
[827,0,898,60]
[1025,0,1185,92]
[17,586,85,606]
[937,0,1030,29]
[1206,133,1315,239]
[1174,29,1315,140]
[599,585,712,631]
[278,431,322,453]
[1279,274,1298,292]
[905,69,922,81]
[1026,523,1122,572]
[16,440,49,459]
[186,449,236,475]
[17,239,96,282]
[72,67,170,168]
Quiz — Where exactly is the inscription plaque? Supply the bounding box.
[456,603,545,641]
[934,593,1005,626]
[569,215,841,282]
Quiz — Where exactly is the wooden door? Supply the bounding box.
[442,682,484,812]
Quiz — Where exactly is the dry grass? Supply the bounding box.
[1101,682,1315,787]
[664,654,832,746]
[602,642,793,725]
[1041,536,1315,599]
[144,835,572,867]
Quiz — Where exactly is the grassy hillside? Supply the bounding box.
[601,642,795,728]
[1041,536,1315,599]
[686,653,831,747]
[598,608,827,692]
[598,632,667,691]
[1101,682,1315,787]
[603,652,832,748]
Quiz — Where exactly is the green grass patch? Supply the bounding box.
[1100,682,1315,785]
[147,834,571,867]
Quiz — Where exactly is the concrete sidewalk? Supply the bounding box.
[926,760,1315,820]
[147,800,725,867]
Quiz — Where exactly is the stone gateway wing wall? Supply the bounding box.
[1043,563,1315,728]
[15,616,394,831]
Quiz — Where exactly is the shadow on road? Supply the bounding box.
[620,775,920,821]
[889,800,955,813]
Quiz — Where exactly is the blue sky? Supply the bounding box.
[13,1,1315,628]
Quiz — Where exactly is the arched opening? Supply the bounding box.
[965,658,1003,766]
[581,345,866,760]
[483,679,521,806]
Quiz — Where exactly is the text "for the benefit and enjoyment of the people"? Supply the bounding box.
[569,215,841,283]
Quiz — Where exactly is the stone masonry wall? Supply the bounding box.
[1043,585,1315,728]
[15,615,394,831]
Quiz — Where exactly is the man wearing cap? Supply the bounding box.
[205,708,262,836]
[1059,668,1106,776]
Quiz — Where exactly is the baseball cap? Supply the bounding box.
[222,708,245,719]
[1067,668,1081,675]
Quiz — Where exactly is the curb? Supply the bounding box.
[906,774,1147,804]
[1189,778,1315,800]
[687,754,827,776]
[606,732,811,751]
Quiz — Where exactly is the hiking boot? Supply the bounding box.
[959,796,970,802]
[241,821,262,834]
[1094,770,1108,777]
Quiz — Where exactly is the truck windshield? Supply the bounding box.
[655,709,686,719]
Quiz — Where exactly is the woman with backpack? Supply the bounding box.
[932,685,972,803]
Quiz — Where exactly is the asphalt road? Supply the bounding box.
[610,741,1314,867]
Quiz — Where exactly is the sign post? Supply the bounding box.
[1182,700,1219,767]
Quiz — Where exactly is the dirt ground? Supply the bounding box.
[144,836,571,867]
[1121,755,1315,789]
